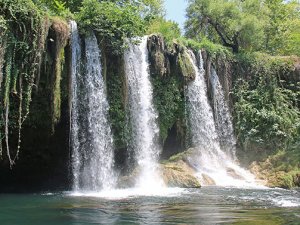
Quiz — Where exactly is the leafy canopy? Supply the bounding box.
[185,0,300,55]
[77,0,146,54]
[147,17,181,43]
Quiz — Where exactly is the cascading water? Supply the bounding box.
[70,21,116,192]
[210,67,236,159]
[124,36,164,190]
[70,21,81,191]
[185,50,256,187]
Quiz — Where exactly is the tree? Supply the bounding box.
[147,17,181,43]
[185,0,267,53]
[185,0,300,55]
[103,0,165,20]
[77,0,146,54]
[264,0,300,55]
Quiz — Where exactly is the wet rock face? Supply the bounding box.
[294,173,300,187]
[226,168,245,180]
[177,50,196,82]
[160,148,201,188]
[201,174,216,186]
[147,34,170,77]
[147,34,196,82]
[161,161,201,188]
[117,149,202,189]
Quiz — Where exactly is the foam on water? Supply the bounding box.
[69,187,185,199]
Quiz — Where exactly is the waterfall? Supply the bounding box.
[70,21,81,191]
[210,67,236,160]
[185,50,256,186]
[124,36,164,189]
[70,21,116,192]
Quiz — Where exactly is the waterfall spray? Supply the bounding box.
[70,22,116,192]
[185,50,257,187]
[124,36,164,190]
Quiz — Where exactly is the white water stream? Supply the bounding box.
[70,22,116,192]
[124,36,165,191]
[185,50,257,187]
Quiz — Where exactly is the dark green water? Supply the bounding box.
[0,187,300,225]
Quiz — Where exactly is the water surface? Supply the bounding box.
[1,187,300,225]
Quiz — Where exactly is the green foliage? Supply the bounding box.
[185,0,267,53]
[107,70,127,149]
[147,18,181,44]
[253,149,300,188]
[233,53,300,149]
[179,37,232,60]
[152,76,184,141]
[33,0,72,18]
[0,16,7,35]
[185,0,300,55]
[264,0,300,56]
[0,0,48,165]
[77,0,146,54]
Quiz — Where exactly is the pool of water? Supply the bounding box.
[0,187,300,225]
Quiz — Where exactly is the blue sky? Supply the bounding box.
[164,0,188,30]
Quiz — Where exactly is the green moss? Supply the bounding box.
[162,148,198,163]
[177,50,196,81]
[152,75,185,142]
[106,57,127,149]
[251,150,300,188]
[52,49,63,126]
[167,151,188,163]
[49,18,69,131]
[235,52,295,78]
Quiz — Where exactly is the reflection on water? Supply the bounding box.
[0,187,299,225]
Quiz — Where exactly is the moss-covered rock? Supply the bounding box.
[161,148,201,188]
[250,150,300,188]
[117,149,201,189]
[177,50,196,81]
[49,18,69,131]
[147,35,187,156]
[161,160,201,188]
[164,148,198,163]
[147,34,170,77]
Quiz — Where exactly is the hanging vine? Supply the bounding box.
[0,16,8,159]
[0,0,49,167]
[49,18,69,132]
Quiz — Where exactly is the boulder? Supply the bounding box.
[117,148,202,189]
[161,148,201,188]
[161,160,201,188]
[201,173,216,185]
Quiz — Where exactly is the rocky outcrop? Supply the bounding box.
[250,155,300,188]
[147,34,196,81]
[177,49,196,81]
[161,148,201,188]
[161,160,201,188]
[147,35,170,77]
[117,149,201,189]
